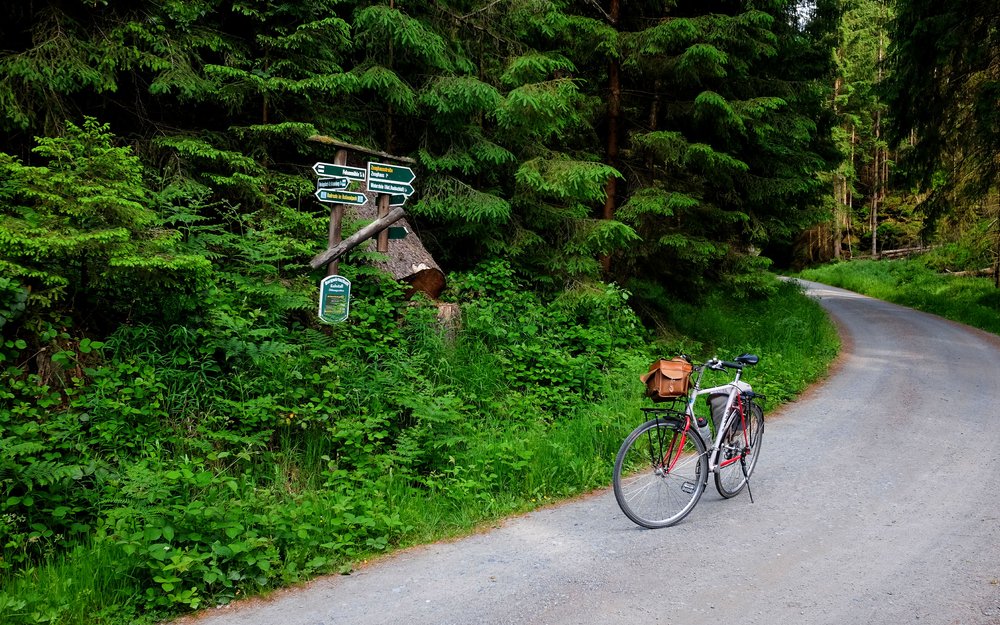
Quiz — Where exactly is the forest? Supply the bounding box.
[0,0,997,623]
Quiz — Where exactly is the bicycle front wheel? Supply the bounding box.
[714,402,764,498]
[613,418,708,528]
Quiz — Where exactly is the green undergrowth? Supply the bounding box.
[797,258,1000,335]
[0,264,837,625]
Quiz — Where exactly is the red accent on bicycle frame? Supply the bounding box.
[717,398,751,469]
[663,416,692,474]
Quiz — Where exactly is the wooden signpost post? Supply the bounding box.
[307,136,445,321]
[310,148,425,322]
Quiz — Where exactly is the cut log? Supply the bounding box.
[353,200,445,299]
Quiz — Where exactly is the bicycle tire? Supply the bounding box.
[613,417,708,528]
[714,401,764,498]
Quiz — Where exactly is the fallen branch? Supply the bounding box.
[309,206,407,269]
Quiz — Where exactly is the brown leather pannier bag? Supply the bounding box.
[640,357,693,402]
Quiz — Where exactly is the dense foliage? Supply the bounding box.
[884,0,1000,218]
[23,0,1000,622]
[0,0,840,310]
[0,251,838,623]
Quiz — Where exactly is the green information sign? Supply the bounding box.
[368,162,416,197]
[313,162,367,181]
[315,189,368,205]
[319,275,351,323]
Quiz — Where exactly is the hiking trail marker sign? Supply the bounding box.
[313,162,367,181]
[319,275,351,323]
[367,162,416,197]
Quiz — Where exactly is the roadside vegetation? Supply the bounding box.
[1,263,837,625]
[3,0,997,623]
[798,255,1000,336]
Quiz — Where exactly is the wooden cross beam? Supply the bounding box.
[308,205,407,269]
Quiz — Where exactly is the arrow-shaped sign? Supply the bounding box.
[368,162,416,196]
[368,162,415,184]
[317,177,349,190]
[368,179,415,196]
[315,189,368,205]
[388,194,407,206]
[314,162,367,181]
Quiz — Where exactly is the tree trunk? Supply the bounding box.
[600,0,621,274]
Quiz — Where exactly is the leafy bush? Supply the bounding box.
[0,255,840,625]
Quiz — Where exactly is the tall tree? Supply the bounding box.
[605,0,839,293]
[884,0,1000,235]
[826,0,893,260]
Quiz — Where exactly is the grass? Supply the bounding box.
[797,258,1000,336]
[0,278,839,625]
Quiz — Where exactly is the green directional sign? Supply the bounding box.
[319,275,351,323]
[368,162,416,196]
[387,226,409,240]
[368,162,415,184]
[315,189,367,205]
[388,194,407,206]
[368,179,414,196]
[313,162,367,181]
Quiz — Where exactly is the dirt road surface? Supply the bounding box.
[174,280,1000,625]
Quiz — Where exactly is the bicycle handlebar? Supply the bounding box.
[705,354,759,371]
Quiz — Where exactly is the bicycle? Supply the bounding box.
[612,354,765,528]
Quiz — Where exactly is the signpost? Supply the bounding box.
[368,162,416,197]
[319,275,351,323]
[315,189,368,205]
[311,154,417,272]
[313,162,367,181]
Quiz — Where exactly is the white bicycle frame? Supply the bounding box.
[684,364,752,472]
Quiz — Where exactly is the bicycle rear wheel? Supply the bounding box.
[714,401,764,498]
[613,418,708,528]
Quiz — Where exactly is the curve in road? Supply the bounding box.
[175,280,1000,625]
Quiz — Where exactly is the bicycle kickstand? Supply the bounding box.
[740,452,754,504]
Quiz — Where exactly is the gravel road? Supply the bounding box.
[174,279,1000,625]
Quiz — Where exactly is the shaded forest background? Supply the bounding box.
[0,0,998,623]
